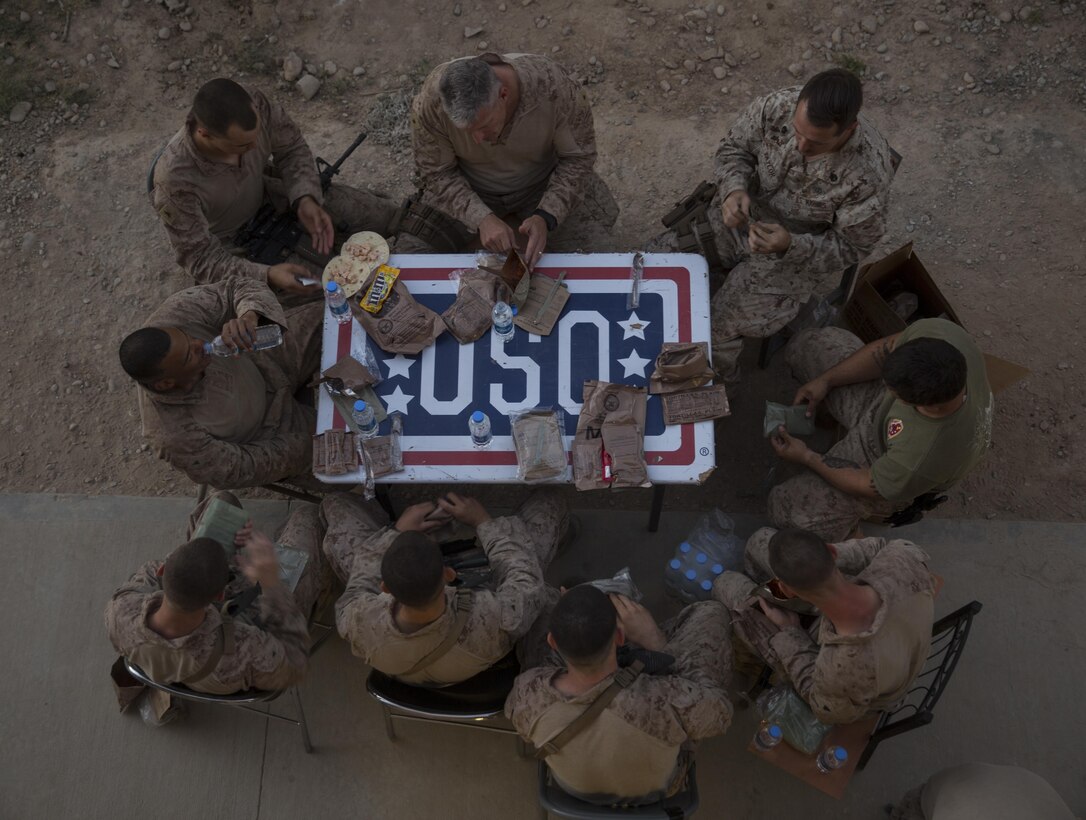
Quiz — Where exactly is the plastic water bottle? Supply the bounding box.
[816,746,848,773]
[492,301,514,342]
[204,325,283,357]
[352,400,378,439]
[468,410,492,448]
[753,723,783,752]
[326,281,352,325]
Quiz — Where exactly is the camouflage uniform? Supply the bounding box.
[104,491,325,694]
[150,88,397,288]
[889,764,1076,820]
[325,490,567,686]
[713,527,935,725]
[651,86,895,385]
[136,277,323,489]
[398,53,618,254]
[506,601,733,803]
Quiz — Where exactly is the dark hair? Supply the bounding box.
[882,337,967,405]
[119,327,172,385]
[798,69,863,133]
[192,78,256,136]
[768,528,835,592]
[163,537,230,612]
[381,531,445,607]
[549,586,617,667]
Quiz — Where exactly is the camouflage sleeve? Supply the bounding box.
[781,180,888,271]
[246,583,310,690]
[477,516,548,641]
[503,666,554,731]
[661,601,734,740]
[713,94,769,197]
[152,182,270,285]
[149,278,284,332]
[535,69,597,226]
[334,525,399,649]
[228,274,289,328]
[832,536,887,576]
[411,75,493,230]
[254,90,323,208]
[104,559,163,654]
[769,627,875,724]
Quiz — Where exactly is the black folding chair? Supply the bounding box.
[537,760,700,819]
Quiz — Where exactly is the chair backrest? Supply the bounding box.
[123,658,281,706]
[858,600,982,769]
[537,760,699,819]
[365,653,520,718]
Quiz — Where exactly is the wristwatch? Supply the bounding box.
[532,208,557,232]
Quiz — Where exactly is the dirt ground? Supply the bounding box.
[1,0,1083,524]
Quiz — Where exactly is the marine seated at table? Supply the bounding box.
[322,489,567,686]
[714,526,936,726]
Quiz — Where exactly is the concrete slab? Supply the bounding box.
[0,494,1082,819]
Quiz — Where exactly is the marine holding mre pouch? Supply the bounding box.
[763,401,817,438]
[573,381,650,490]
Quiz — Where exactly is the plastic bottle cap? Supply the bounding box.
[511,305,518,315]
[354,400,367,412]
[679,542,692,554]
[669,559,681,569]
[326,281,338,293]
[833,747,848,762]
[711,563,724,575]
[768,725,782,739]
[471,410,484,423]
[695,553,708,564]
[684,570,697,581]
[700,580,712,592]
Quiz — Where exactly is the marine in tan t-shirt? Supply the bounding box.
[714,526,935,725]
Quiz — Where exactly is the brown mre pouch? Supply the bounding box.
[661,386,731,425]
[511,410,567,483]
[574,381,650,490]
[312,430,360,477]
[312,354,378,391]
[442,270,513,344]
[352,279,446,355]
[649,342,715,395]
[362,435,401,478]
[601,417,650,488]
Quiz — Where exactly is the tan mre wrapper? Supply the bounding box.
[649,341,715,395]
[662,386,731,425]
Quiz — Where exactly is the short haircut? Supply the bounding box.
[549,586,617,667]
[119,327,172,386]
[163,537,230,612]
[767,528,836,592]
[381,531,445,607]
[192,78,256,136]
[882,337,968,406]
[798,69,863,133]
[439,58,502,128]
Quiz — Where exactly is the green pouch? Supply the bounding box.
[763,401,817,438]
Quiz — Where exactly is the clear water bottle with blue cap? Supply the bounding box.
[816,746,848,773]
[492,301,515,342]
[753,723,783,752]
[205,325,283,357]
[468,409,492,448]
[326,281,352,325]
[352,400,378,439]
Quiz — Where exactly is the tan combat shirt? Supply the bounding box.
[335,517,551,686]
[105,560,309,694]
[137,277,321,489]
[150,88,323,286]
[412,53,597,230]
[749,538,935,725]
[714,86,896,292]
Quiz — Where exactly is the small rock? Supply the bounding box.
[986,512,997,520]
[9,101,32,123]
[860,15,877,33]
[588,55,597,65]
[986,144,1001,155]
[712,66,727,80]
[876,42,888,53]
[21,232,36,253]
[158,26,172,40]
[963,72,975,85]
[121,0,131,7]
[179,20,192,32]
[1039,420,1051,432]
[787,62,804,78]
[477,41,488,50]
[723,52,738,67]
[913,19,930,33]
[282,51,303,82]
[453,3,461,15]
[44,81,57,93]
[352,66,366,77]
[535,16,548,28]
[685,8,708,19]
[683,59,696,72]
[296,73,321,100]
[660,80,672,92]
[1017,6,1032,20]
[19,10,31,22]
[831,26,842,44]
[499,2,507,10]
[998,10,1013,22]
[1057,361,1070,370]
[716,5,725,16]
[323,60,337,76]
[464,25,484,38]
[107,57,121,69]
[167,60,182,71]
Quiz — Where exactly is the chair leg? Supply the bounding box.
[857,737,877,770]
[382,706,397,741]
[292,686,313,754]
[647,484,666,532]
[516,735,530,758]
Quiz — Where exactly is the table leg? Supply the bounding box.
[375,485,396,522]
[647,485,666,533]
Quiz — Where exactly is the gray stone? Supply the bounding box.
[861,15,877,33]
[157,26,171,40]
[723,51,738,67]
[323,60,337,76]
[107,57,121,69]
[659,79,672,92]
[1017,5,1032,20]
[19,10,31,22]
[998,10,1013,22]
[682,59,696,72]
[352,65,366,76]
[498,2,507,10]
[21,231,36,252]
[914,19,930,32]
[535,16,548,28]
[716,4,725,15]
[712,65,727,80]
[986,144,1001,155]
[9,101,32,123]
[179,20,192,31]
[453,3,461,15]
[464,25,484,38]
[44,81,57,93]
[167,60,182,71]
[788,62,804,77]
[282,51,303,81]
[296,73,321,100]
[831,26,842,44]
[876,42,888,53]
[963,72,975,85]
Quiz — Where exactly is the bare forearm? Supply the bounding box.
[823,332,900,389]
[803,452,882,500]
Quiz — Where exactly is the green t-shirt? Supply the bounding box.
[871,319,993,505]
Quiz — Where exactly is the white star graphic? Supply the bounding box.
[616,349,652,379]
[382,385,415,415]
[617,312,651,341]
[383,354,415,380]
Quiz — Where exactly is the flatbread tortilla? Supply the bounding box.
[322,255,367,297]
[342,231,390,271]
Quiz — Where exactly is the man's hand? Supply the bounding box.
[749,221,791,254]
[394,501,443,533]
[221,310,259,352]
[794,375,832,418]
[757,597,801,629]
[518,214,548,271]
[721,190,752,228]
[478,214,517,254]
[235,521,283,589]
[436,492,492,528]
[770,426,813,465]
[295,195,335,256]
[268,262,321,295]
[609,594,667,652]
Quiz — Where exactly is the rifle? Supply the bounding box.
[234,131,367,267]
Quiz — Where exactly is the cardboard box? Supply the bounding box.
[840,242,1028,393]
